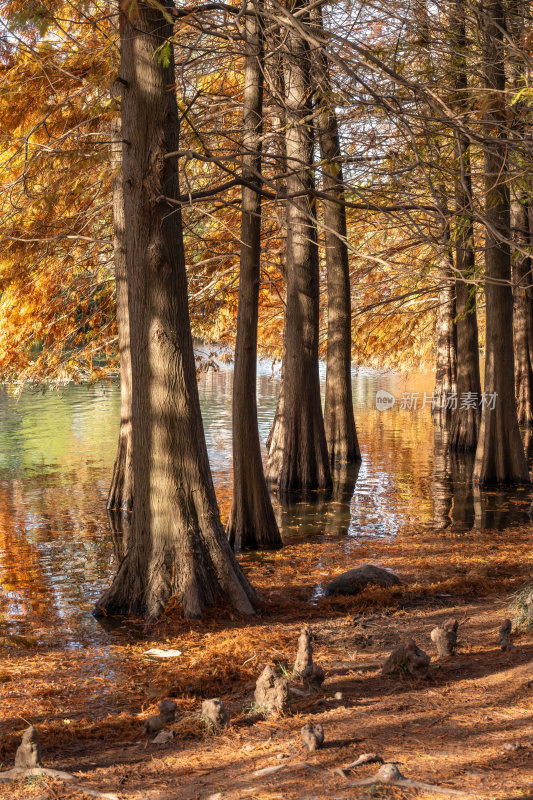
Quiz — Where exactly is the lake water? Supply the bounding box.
[0,362,531,645]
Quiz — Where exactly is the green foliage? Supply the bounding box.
[157,40,172,68]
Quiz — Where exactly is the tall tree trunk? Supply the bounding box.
[264,42,287,454]
[433,225,457,418]
[107,115,134,512]
[511,192,533,424]
[506,0,533,424]
[227,1,282,550]
[449,0,481,451]
[265,0,332,495]
[473,0,529,485]
[310,5,360,464]
[528,205,533,377]
[95,1,257,620]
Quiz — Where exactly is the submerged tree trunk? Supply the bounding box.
[265,0,332,495]
[449,0,481,452]
[227,1,282,550]
[511,193,533,424]
[310,5,359,464]
[95,1,257,620]
[107,115,134,513]
[473,0,529,485]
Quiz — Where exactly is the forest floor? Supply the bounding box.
[1,526,533,800]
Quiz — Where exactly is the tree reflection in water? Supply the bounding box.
[0,369,531,643]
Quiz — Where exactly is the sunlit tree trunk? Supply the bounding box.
[264,40,287,454]
[433,239,457,418]
[506,0,533,424]
[511,192,533,424]
[410,0,457,423]
[227,0,282,550]
[265,0,332,495]
[449,0,481,451]
[95,1,257,620]
[107,115,134,513]
[473,0,529,485]
[310,4,360,465]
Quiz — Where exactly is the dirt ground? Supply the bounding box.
[1,532,533,800]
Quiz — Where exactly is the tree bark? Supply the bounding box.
[433,229,457,419]
[265,0,332,496]
[310,4,360,464]
[227,0,282,550]
[506,0,533,425]
[107,114,134,513]
[95,1,257,620]
[264,41,287,454]
[449,0,481,452]
[511,192,533,424]
[472,0,529,485]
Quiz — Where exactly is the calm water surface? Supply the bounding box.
[0,363,531,644]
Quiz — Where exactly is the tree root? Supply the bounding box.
[334,752,384,777]
[0,767,119,799]
[345,762,472,796]
[251,757,478,800]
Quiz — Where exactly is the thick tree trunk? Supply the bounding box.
[310,5,360,464]
[449,0,481,452]
[506,0,533,425]
[107,510,130,562]
[227,1,282,550]
[528,205,533,378]
[473,0,529,485]
[265,1,332,495]
[95,2,257,620]
[264,43,287,454]
[511,193,533,424]
[449,160,480,450]
[107,115,134,513]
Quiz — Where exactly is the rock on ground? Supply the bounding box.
[325,564,401,596]
[152,730,174,744]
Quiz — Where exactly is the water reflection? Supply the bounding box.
[0,366,531,644]
[107,510,129,562]
[449,452,476,532]
[432,423,453,529]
